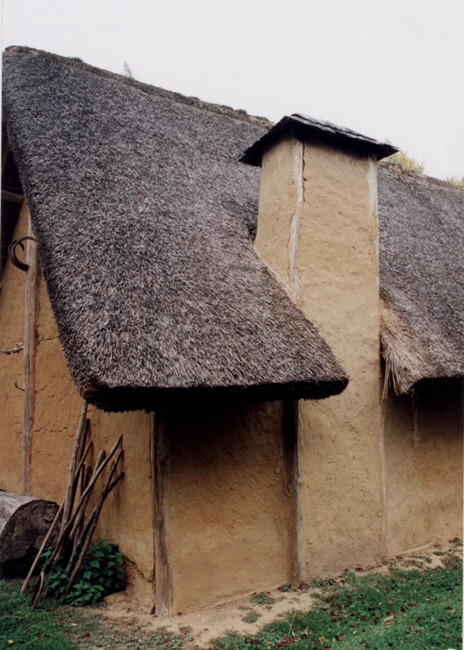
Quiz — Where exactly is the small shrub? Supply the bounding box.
[42,540,123,606]
[278,582,292,592]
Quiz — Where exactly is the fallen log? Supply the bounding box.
[0,490,59,579]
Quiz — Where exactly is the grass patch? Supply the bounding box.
[384,149,426,174]
[0,579,78,649]
[444,175,464,187]
[210,556,462,649]
[0,579,189,650]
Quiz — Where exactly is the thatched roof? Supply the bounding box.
[378,162,464,394]
[2,46,348,411]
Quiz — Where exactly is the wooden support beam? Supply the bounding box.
[2,135,9,176]
[22,209,39,496]
[284,399,303,584]
[150,411,172,616]
[2,190,25,204]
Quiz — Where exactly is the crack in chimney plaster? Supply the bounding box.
[289,140,305,302]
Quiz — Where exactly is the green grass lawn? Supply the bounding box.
[0,552,462,650]
[0,579,78,649]
[211,554,462,650]
[0,579,188,649]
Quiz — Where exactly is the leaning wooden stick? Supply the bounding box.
[30,569,44,609]
[67,434,121,522]
[51,448,105,557]
[62,439,121,546]
[41,445,98,577]
[62,455,123,598]
[61,400,88,536]
[26,421,124,608]
[66,449,124,572]
[26,441,92,601]
[21,500,64,592]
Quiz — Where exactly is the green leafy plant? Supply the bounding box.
[42,540,123,606]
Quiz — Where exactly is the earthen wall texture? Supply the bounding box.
[256,138,384,577]
[163,401,291,612]
[383,378,463,554]
[0,203,29,495]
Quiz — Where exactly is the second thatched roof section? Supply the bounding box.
[378,163,464,394]
[2,47,348,411]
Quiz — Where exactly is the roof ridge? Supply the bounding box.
[380,160,464,191]
[4,46,274,130]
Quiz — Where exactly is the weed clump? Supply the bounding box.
[384,149,426,174]
[250,592,275,606]
[241,610,261,624]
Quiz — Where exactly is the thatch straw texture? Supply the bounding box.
[378,163,464,394]
[2,47,348,411]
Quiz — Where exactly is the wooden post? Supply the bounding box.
[284,399,303,584]
[150,411,172,616]
[22,210,39,496]
[2,136,9,175]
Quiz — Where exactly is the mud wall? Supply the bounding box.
[255,136,385,577]
[383,378,463,554]
[163,401,291,612]
[0,202,29,495]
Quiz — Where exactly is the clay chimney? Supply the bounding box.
[241,116,397,578]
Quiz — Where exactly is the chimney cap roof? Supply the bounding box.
[239,113,398,166]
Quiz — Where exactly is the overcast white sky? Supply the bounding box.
[3,0,464,179]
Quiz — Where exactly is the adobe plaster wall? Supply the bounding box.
[0,202,28,495]
[383,378,463,554]
[255,136,385,577]
[163,401,292,612]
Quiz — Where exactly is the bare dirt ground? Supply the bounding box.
[99,538,463,648]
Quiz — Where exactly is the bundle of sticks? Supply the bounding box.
[21,400,124,607]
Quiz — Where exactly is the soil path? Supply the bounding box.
[99,539,462,647]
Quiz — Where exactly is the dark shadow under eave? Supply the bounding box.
[81,377,349,413]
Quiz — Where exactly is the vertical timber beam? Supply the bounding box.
[284,399,303,583]
[22,209,39,496]
[2,136,9,175]
[150,411,172,616]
